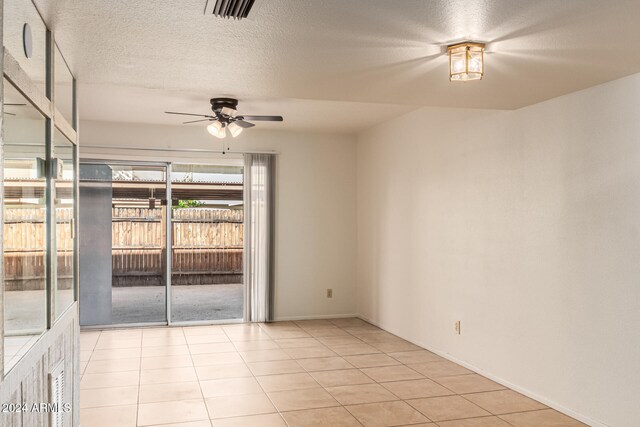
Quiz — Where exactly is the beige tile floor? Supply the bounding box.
[79,318,586,427]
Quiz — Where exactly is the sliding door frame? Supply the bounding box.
[79,159,171,328]
[79,158,245,328]
[166,161,245,326]
[165,163,172,325]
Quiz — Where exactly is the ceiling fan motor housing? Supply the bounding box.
[210,98,239,113]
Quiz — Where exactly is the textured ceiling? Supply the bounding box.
[32,0,640,132]
[74,84,415,134]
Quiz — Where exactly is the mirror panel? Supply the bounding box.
[3,79,48,372]
[53,128,76,319]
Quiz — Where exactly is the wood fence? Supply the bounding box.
[5,207,243,289]
[4,208,73,290]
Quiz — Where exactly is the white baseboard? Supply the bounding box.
[274,313,358,321]
[356,314,606,427]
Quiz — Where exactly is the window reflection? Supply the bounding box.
[3,79,48,371]
[54,128,76,319]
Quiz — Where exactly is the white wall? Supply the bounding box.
[356,74,640,427]
[79,120,358,320]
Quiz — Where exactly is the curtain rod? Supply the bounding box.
[81,145,279,155]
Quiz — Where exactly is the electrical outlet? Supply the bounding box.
[454,321,461,335]
[326,289,333,298]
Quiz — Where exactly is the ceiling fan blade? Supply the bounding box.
[239,115,283,122]
[183,118,213,124]
[165,111,214,118]
[234,120,255,128]
[4,112,16,116]
[5,103,26,106]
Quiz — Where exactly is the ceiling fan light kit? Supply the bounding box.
[448,42,485,82]
[207,121,226,138]
[166,97,283,142]
[227,122,243,138]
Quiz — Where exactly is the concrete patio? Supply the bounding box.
[5,284,243,330]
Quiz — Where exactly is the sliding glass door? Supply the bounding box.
[78,160,247,326]
[170,164,244,323]
[79,162,169,326]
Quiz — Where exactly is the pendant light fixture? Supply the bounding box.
[448,42,485,82]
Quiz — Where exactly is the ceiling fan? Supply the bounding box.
[165,98,283,138]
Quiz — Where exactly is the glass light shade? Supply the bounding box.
[448,42,485,82]
[227,122,243,138]
[207,121,223,137]
[217,126,227,139]
[220,106,237,117]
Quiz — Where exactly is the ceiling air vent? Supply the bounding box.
[204,0,256,20]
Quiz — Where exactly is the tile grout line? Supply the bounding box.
[293,320,385,427]
[135,328,144,427]
[371,320,537,426]
[253,322,299,427]
[79,330,101,380]
[78,320,583,426]
[276,322,363,426]
[182,326,213,427]
[225,324,294,423]
[316,320,461,425]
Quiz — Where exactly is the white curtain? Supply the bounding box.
[243,154,275,322]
